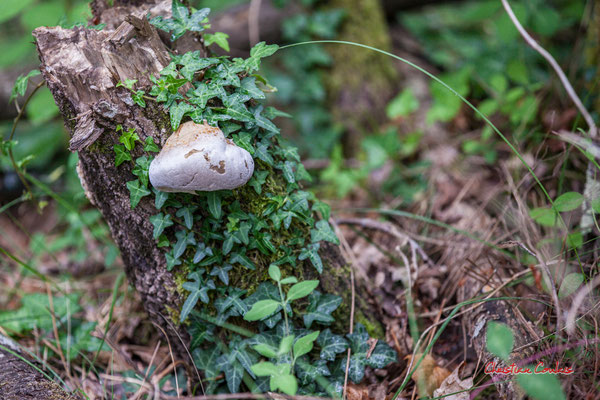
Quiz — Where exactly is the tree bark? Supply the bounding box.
[32,0,383,372]
[326,0,399,157]
[0,334,81,400]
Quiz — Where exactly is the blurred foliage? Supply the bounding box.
[402,0,585,153]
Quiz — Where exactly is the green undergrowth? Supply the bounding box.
[108,1,395,396]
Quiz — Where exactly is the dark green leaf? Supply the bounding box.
[317,329,348,361]
[365,342,396,368]
[149,213,173,239]
[176,206,197,229]
[299,243,323,274]
[207,192,222,219]
[173,230,196,259]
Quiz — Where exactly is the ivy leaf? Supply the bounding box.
[244,299,280,321]
[240,77,265,99]
[144,137,160,153]
[224,103,254,122]
[132,90,146,107]
[254,107,279,133]
[298,243,323,274]
[255,142,274,166]
[229,252,255,270]
[170,101,195,130]
[193,243,213,263]
[303,290,342,328]
[165,250,182,270]
[311,220,340,245]
[365,341,397,368]
[295,358,330,386]
[176,206,197,229]
[279,161,296,183]
[312,201,331,220]
[117,78,137,90]
[216,352,244,393]
[250,42,279,59]
[150,1,209,41]
[153,188,169,209]
[317,329,348,361]
[180,271,210,321]
[113,144,131,166]
[286,280,319,302]
[126,180,151,208]
[193,347,221,380]
[249,170,269,194]
[210,263,233,285]
[344,353,367,383]
[204,31,230,52]
[173,230,197,259]
[180,287,201,322]
[149,213,173,239]
[188,82,221,108]
[10,69,41,102]
[206,192,222,219]
[132,156,151,187]
[178,53,219,81]
[119,127,140,151]
[215,288,248,316]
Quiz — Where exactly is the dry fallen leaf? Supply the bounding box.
[433,363,474,400]
[346,383,372,400]
[405,353,451,397]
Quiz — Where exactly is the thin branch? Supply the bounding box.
[501,0,597,138]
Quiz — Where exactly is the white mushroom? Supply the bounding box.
[149,121,254,193]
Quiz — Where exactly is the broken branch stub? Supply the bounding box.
[149,121,254,193]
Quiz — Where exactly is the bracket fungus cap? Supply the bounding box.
[149,121,254,193]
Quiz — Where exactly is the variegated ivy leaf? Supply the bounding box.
[216,352,244,393]
[365,341,397,369]
[317,329,348,361]
[303,290,342,328]
[295,358,331,385]
[311,220,340,245]
[192,346,221,380]
[343,324,397,383]
[298,243,323,274]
